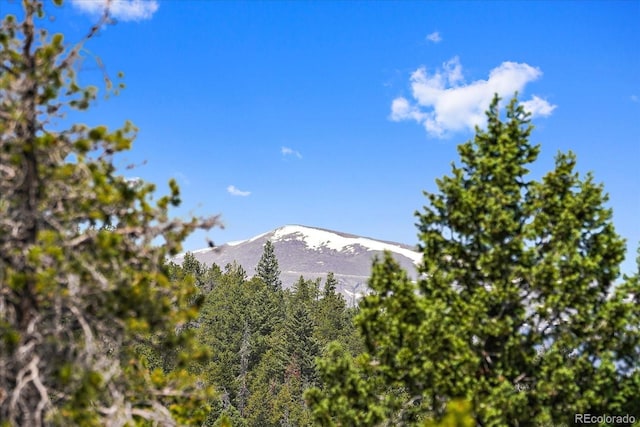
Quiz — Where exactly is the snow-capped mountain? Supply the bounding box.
[174,225,421,304]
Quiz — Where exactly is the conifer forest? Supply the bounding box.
[1,1,638,426]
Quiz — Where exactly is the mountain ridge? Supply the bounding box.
[174,224,421,304]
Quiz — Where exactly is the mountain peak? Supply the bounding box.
[269,224,421,265]
[175,225,421,304]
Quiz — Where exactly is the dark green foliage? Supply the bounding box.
[306,341,388,426]
[307,95,640,426]
[183,252,206,280]
[281,303,320,386]
[224,261,247,283]
[323,272,339,297]
[257,240,283,291]
[184,249,359,425]
[307,255,430,426]
[315,273,355,348]
[291,275,320,307]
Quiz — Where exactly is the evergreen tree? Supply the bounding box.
[255,241,286,341]
[182,251,206,288]
[253,282,285,353]
[323,271,339,297]
[272,370,314,427]
[291,275,320,308]
[245,347,283,427]
[256,240,282,291]
[166,260,185,283]
[307,95,640,426]
[197,269,280,423]
[283,304,320,386]
[0,2,220,425]
[269,299,318,426]
[307,255,424,426]
[314,273,351,346]
[224,261,247,284]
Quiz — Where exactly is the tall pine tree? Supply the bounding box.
[307,95,640,426]
[257,240,283,292]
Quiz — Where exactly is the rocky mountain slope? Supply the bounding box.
[174,225,421,304]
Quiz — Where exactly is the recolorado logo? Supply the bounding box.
[574,413,636,425]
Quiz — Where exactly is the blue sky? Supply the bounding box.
[5,1,639,275]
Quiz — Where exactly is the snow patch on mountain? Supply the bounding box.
[223,230,270,247]
[173,246,213,262]
[272,225,422,265]
[177,224,421,269]
[172,224,421,306]
[191,247,214,254]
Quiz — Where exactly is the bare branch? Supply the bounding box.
[69,305,96,357]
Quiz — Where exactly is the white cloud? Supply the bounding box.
[521,95,557,117]
[227,185,251,197]
[426,31,442,43]
[390,97,428,123]
[70,0,159,22]
[281,146,302,159]
[390,57,557,138]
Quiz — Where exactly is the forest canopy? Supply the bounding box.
[1,1,638,426]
